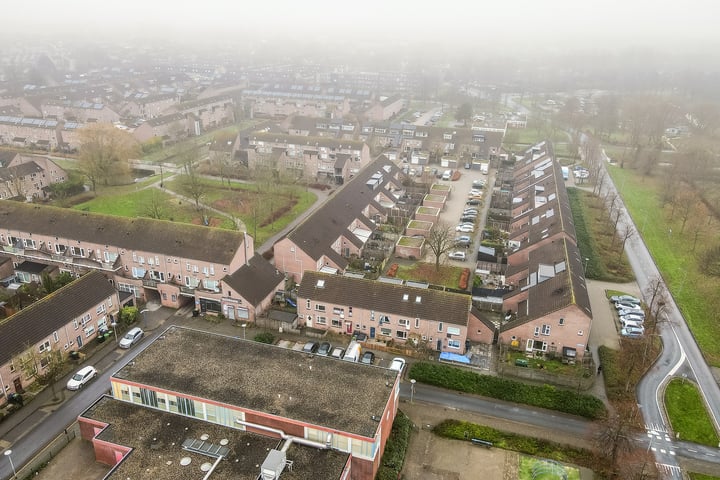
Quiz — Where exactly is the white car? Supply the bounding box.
[620,314,645,323]
[621,319,644,329]
[448,251,466,261]
[610,295,640,304]
[389,357,406,373]
[119,327,144,349]
[621,326,644,337]
[456,224,475,233]
[617,307,644,317]
[468,189,482,196]
[67,365,97,390]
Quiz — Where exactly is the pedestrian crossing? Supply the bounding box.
[655,463,682,477]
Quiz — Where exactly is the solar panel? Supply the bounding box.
[181,438,229,458]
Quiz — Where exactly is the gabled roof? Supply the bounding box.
[0,271,116,365]
[145,112,185,127]
[0,151,19,168]
[0,161,43,181]
[298,271,471,326]
[223,254,285,306]
[286,156,402,266]
[250,132,364,151]
[0,203,247,265]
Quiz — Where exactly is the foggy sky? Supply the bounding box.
[8,0,718,54]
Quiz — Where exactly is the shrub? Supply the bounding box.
[254,332,275,344]
[375,410,412,480]
[408,362,606,419]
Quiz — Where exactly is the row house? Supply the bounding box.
[242,88,351,119]
[499,141,592,361]
[40,100,121,124]
[247,132,371,184]
[0,155,67,200]
[273,157,404,282]
[80,326,399,479]
[363,95,404,122]
[132,113,187,143]
[0,116,83,151]
[0,96,43,117]
[297,271,487,354]
[0,202,253,311]
[0,271,119,399]
[173,95,235,133]
[120,92,178,119]
[284,116,358,141]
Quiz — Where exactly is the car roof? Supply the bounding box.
[128,327,142,334]
[77,365,95,374]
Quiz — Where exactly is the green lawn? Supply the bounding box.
[608,165,720,365]
[393,262,465,288]
[665,379,720,446]
[689,474,720,480]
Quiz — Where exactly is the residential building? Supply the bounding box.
[218,253,286,321]
[0,202,253,311]
[363,95,404,122]
[0,154,66,200]
[273,157,405,282]
[297,271,471,353]
[0,115,83,151]
[499,141,593,360]
[79,326,400,479]
[0,271,119,399]
[40,100,121,124]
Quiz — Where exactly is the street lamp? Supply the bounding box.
[5,449,16,478]
[410,379,416,404]
[110,321,119,343]
[241,323,247,340]
[583,257,590,275]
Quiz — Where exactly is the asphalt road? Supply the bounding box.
[590,143,720,477]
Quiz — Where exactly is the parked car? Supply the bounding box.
[610,295,640,304]
[448,251,467,261]
[66,366,97,390]
[621,319,644,329]
[455,235,471,247]
[317,342,332,356]
[615,300,642,310]
[330,346,345,359]
[466,199,481,206]
[456,224,475,233]
[472,179,486,188]
[459,216,477,223]
[302,341,319,354]
[621,326,645,337]
[468,189,482,196]
[119,327,144,349]
[361,351,375,365]
[389,357,406,372]
[620,313,645,323]
[618,310,644,319]
[463,208,479,215]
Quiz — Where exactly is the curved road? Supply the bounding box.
[591,144,720,477]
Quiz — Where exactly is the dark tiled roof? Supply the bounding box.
[250,132,364,150]
[0,271,115,365]
[0,161,43,181]
[146,112,185,127]
[470,305,498,332]
[298,271,470,326]
[0,151,18,168]
[286,156,401,266]
[223,254,285,305]
[15,260,51,274]
[0,203,246,265]
[113,326,395,438]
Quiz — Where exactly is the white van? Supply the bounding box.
[342,341,362,362]
[441,170,452,181]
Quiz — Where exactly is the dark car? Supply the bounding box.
[466,199,481,206]
[317,342,332,356]
[361,351,375,365]
[302,341,319,354]
[460,216,477,223]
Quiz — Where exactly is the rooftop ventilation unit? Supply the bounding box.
[261,449,288,480]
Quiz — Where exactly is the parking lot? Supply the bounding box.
[276,339,402,370]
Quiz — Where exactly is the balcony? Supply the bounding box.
[142,279,159,289]
[180,286,196,296]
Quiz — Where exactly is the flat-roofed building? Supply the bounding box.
[95,326,399,479]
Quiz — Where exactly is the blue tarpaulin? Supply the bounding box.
[439,352,471,364]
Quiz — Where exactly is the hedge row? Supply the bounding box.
[408,362,606,419]
[375,410,413,480]
[434,419,596,467]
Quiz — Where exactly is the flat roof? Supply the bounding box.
[83,396,348,480]
[113,326,396,437]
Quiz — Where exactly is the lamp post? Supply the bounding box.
[5,449,16,478]
[410,379,416,404]
[583,257,590,275]
[241,323,247,340]
[140,309,149,329]
[110,321,119,344]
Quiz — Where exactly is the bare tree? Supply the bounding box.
[140,189,168,219]
[35,350,66,401]
[78,123,139,193]
[426,222,456,272]
[618,225,636,258]
[179,152,207,209]
[674,190,700,233]
[593,401,640,476]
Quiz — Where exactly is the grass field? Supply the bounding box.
[518,456,580,480]
[393,262,466,288]
[665,378,720,446]
[607,165,720,365]
[689,474,720,480]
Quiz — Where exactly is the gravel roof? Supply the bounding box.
[83,396,349,480]
[113,326,396,438]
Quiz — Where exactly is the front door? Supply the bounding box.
[345,322,352,334]
[12,377,22,394]
[76,335,83,348]
[227,306,235,320]
[370,327,376,339]
[436,339,442,351]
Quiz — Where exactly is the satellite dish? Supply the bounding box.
[201,462,212,472]
[219,439,229,446]
[180,457,191,466]
[200,434,209,441]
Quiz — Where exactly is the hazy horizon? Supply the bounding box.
[5,0,719,57]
